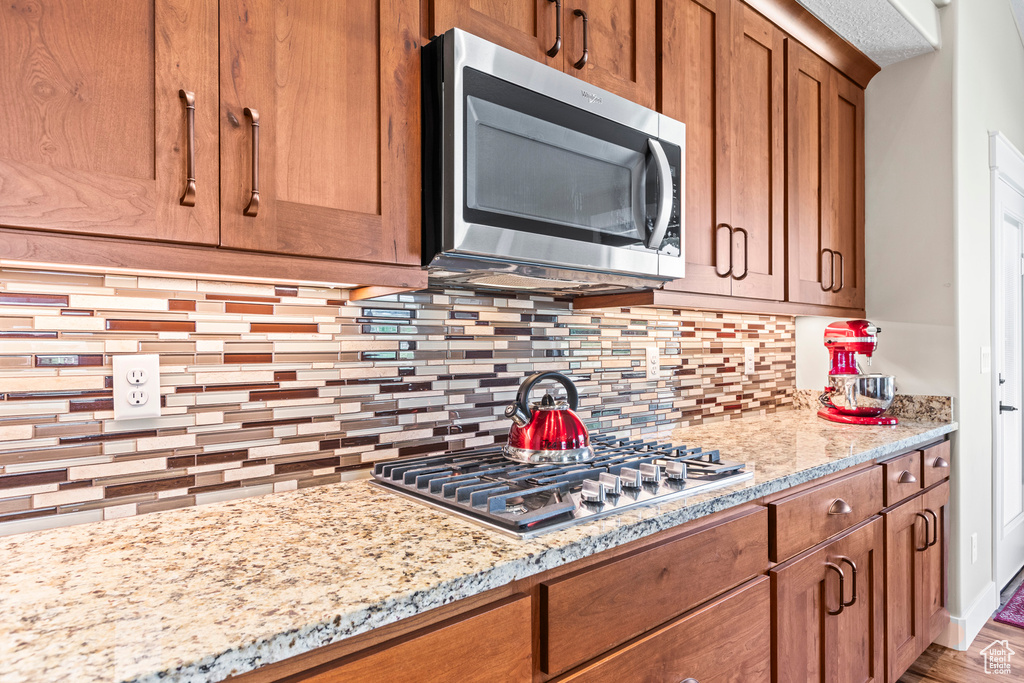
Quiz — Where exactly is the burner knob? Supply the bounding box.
[598,472,622,496]
[619,467,642,489]
[665,461,687,481]
[640,463,661,484]
[581,479,606,504]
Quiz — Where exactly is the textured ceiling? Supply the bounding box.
[796,0,936,67]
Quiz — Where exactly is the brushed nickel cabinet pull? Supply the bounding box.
[828,498,852,515]
[572,9,588,69]
[898,470,918,484]
[178,90,197,207]
[547,0,562,57]
[733,226,749,280]
[825,562,845,616]
[837,556,857,607]
[933,456,949,469]
[820,248,835,291]
[924,508,939,547]
[714,224,734,278]
[914,512,930,552]
[243,107,260,217]
[833,250,845,293]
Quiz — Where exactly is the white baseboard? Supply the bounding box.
[935,581,1000,651]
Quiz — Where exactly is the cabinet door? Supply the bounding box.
[921,481,950,645]
[219,0,420,265]
[884,496,926,683]
[827,71,866,309]
[725,2,785,301]
[562,0,656,108]
[0,0,218,244]
[786,39,832,305]
[788,41,866,309]
[773,517,885,683]
[428,0,560,66]
[660,0,732,296]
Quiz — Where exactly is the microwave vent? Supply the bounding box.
[469,273,588,290]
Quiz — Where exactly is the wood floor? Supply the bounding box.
[898,619,1024,681]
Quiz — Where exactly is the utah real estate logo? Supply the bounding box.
[981,639,1015,675]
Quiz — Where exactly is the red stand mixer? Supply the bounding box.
[818,320,899,426]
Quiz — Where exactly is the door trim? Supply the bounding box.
[990,131,1024,590]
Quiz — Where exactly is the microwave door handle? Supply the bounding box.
[644,139,673,250]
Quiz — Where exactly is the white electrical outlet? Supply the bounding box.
[113,354,161,420]
[744,346,755,375]
[645,346,661,379]
[971,533,978,564]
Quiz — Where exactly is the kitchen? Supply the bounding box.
[0,0,1014,681]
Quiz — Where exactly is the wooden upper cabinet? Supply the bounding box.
[726,2,785,301]
[661,0,731,297]
[562,0,656,108]
[828,73,866,308]
[788,40,865,309]
[427,0,560,66]
[219,0,420,266]
[0,0,218,244]
[429,0,655,106]
[772,517,885,683]
[661,0,784,301]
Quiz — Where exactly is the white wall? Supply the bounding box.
[795,0,1024,647]
[796,7,956,399]
[949,0,1024,636]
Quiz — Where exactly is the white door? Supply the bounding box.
[994,175,1024,589]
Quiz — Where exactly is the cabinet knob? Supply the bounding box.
[898,470,918,484]
[828,498,852,515]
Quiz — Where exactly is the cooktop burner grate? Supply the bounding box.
[371,435,753,538]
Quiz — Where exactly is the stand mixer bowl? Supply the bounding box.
[823,374,896,417]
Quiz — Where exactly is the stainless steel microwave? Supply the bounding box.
[422,29,685,293]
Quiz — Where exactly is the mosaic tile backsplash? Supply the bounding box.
[0,267,795,535]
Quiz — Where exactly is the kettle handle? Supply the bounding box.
[516,371,580,419]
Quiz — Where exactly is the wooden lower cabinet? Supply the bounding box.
[884,481,950,683]
[296,595,532,683]
[772,516,886,683]
[236,443,949,683]
[541,506,767,674]
[560,576,771,682]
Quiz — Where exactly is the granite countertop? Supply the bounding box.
[0,409,956,683]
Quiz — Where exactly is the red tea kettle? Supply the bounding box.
[503,372,594,464]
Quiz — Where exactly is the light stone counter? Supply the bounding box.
[0,409,956,683]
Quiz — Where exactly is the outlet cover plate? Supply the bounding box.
[744,346,755,375]
[113,354,161,420]
[645,346,661,379]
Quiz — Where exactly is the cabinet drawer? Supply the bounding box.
[540,507,767,675]
[559,576,771,682]
[921,441,951,488]
[303,595,532,683]
[769,466,882,562]
[884,451,924,506]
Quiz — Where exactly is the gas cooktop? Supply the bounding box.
[371,435,754,538]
